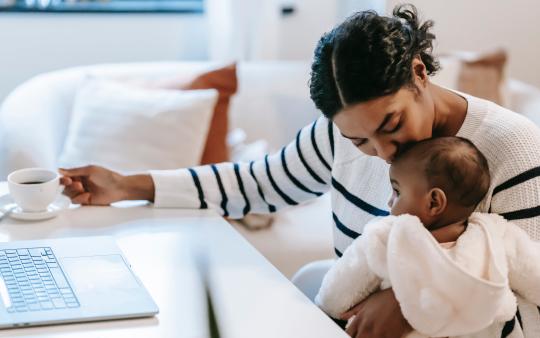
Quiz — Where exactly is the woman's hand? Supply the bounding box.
[59,165,155,205]
[341,288,412,338]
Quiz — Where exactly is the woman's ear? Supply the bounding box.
[412,57,428,86]
[427,188,447,216]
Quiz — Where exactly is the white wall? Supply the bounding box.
[2,1,539,101]
[278,0,385,60]
[0,13,207,100]
[277,0,339,60]
[387,0,540,87]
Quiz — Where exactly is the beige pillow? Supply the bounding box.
[59,78,218,173]
[434,49,508,106]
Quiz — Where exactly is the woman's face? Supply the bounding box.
[332,64,435,163]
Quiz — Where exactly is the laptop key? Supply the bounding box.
[49,268,69,289]
[52,298,66,309]
[59,288,72,295]
[28,248,45,257]
[40,301,54,310]
[28,303,41,311]
[11,294,23,301]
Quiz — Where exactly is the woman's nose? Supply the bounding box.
[373,140,396,163]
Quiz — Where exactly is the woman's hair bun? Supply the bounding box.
[393,3,439,75]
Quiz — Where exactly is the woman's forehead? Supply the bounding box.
[334,96,398,137]
[334,89,415,137]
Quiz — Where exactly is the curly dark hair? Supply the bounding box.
[310,4,440,119]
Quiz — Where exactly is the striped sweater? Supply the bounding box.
[150,93,540,337]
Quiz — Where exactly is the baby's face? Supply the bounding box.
[388,161,432,224]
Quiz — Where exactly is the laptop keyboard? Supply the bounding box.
[0,247,80,313]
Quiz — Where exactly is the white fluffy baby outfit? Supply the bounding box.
[316,213,540,338]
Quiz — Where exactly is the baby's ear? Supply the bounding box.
[428,188,447,216]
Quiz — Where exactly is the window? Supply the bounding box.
[0,0,203,13]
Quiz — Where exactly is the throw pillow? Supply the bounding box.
[156,64,238,164]
[59,78,218,173]
[434,49,508,106]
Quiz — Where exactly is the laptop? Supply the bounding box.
[0,236,158,328]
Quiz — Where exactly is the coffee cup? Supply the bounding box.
[7,168,61,212]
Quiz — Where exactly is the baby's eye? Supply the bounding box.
[393,188,400,196]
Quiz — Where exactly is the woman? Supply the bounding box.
[61,4,540,338]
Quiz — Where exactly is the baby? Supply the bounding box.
[316,137,540,338]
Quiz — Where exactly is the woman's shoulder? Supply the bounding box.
[465,95,540,151]
[461,96,540,184]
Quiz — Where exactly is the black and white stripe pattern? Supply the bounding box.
[184,118,334,218]
[159,95,540,337]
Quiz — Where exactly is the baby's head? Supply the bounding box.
[388,137,490,230]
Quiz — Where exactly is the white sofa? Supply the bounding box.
[2,61,540,278]
[0,61,334,278]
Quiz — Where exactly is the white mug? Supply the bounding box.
[7,168,61,212]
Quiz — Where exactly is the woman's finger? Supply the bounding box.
[71,181,85,192]
[63,190,82,201]
[63,182,85,196]
[72,192,91,205]
[341,302,364,320]
[60,176,72,186]
[59,166,93,178]
[345,315,360,337]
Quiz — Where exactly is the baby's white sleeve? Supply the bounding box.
[315,236,382,318]
[505,222,540,304]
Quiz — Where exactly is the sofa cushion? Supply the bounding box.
[155,64,238,164]
[434,49,508,106]
[58,78,218,172]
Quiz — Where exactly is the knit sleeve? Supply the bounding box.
[148,116,334,218]
[488,118,540,240]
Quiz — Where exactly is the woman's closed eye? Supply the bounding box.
[353,139,367,147]
[383,117,403,134]
[352,117,404,147]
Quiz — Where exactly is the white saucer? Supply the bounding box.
[0,194,71,221]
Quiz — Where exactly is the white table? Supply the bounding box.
[0,183,346,338]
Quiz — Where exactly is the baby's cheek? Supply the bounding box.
[390,199,401,215]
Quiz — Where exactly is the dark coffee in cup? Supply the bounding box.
[7,168,61,212]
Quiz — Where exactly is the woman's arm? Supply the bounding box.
[488,119,540,240]
[61,117,335,217]
[148,117,333,217]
